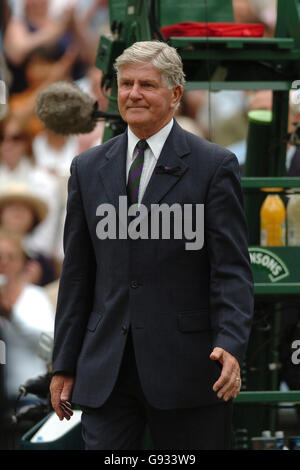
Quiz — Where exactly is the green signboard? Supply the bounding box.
[249,246,300,295]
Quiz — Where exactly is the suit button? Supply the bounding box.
[122,326,128,334]
[130,280,139,288]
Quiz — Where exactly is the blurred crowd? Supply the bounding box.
[0,0,300,448]
[0,0,110,447]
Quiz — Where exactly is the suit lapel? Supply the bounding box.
[141,120,190,211]
[97,132,128,217]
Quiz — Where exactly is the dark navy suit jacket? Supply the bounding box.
[52,120,254,409]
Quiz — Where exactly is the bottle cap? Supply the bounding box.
[261,188,283,193]
[248,109,272,124]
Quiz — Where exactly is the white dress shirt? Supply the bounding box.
[126,119,174,204]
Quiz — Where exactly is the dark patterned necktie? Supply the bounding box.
[127,139,148,205]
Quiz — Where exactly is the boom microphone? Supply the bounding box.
[36,81,121,135]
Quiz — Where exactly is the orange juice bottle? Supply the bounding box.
[260,189,286,246]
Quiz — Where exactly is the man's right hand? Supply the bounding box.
[50,373,75,421]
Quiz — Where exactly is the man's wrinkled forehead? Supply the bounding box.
[118,61,169,88]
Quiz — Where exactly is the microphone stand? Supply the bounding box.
[92,104,127,136]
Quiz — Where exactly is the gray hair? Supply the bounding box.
[114,40,185,89]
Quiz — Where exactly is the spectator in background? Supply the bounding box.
[174,91,205,138]
[32,126,80,263]
[0,230,54,405]
[9,44,78,139]
[3,0,74,93]
[67,0,110,66]
[33,126,79,180]
[247,0,277,37]
[179,91,206,123]
[197,89,249,150]
[286,90,300,177]
[3,0,107,94]
[0,181,57,286]
[233,0,277,37]
[0,113,61,263]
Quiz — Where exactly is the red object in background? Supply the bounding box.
[161,22,265,38]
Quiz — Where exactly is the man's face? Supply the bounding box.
[117,62,182,138]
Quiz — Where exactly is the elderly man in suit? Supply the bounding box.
[50,41,254,450]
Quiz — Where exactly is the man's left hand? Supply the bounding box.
[210,347,241,401]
